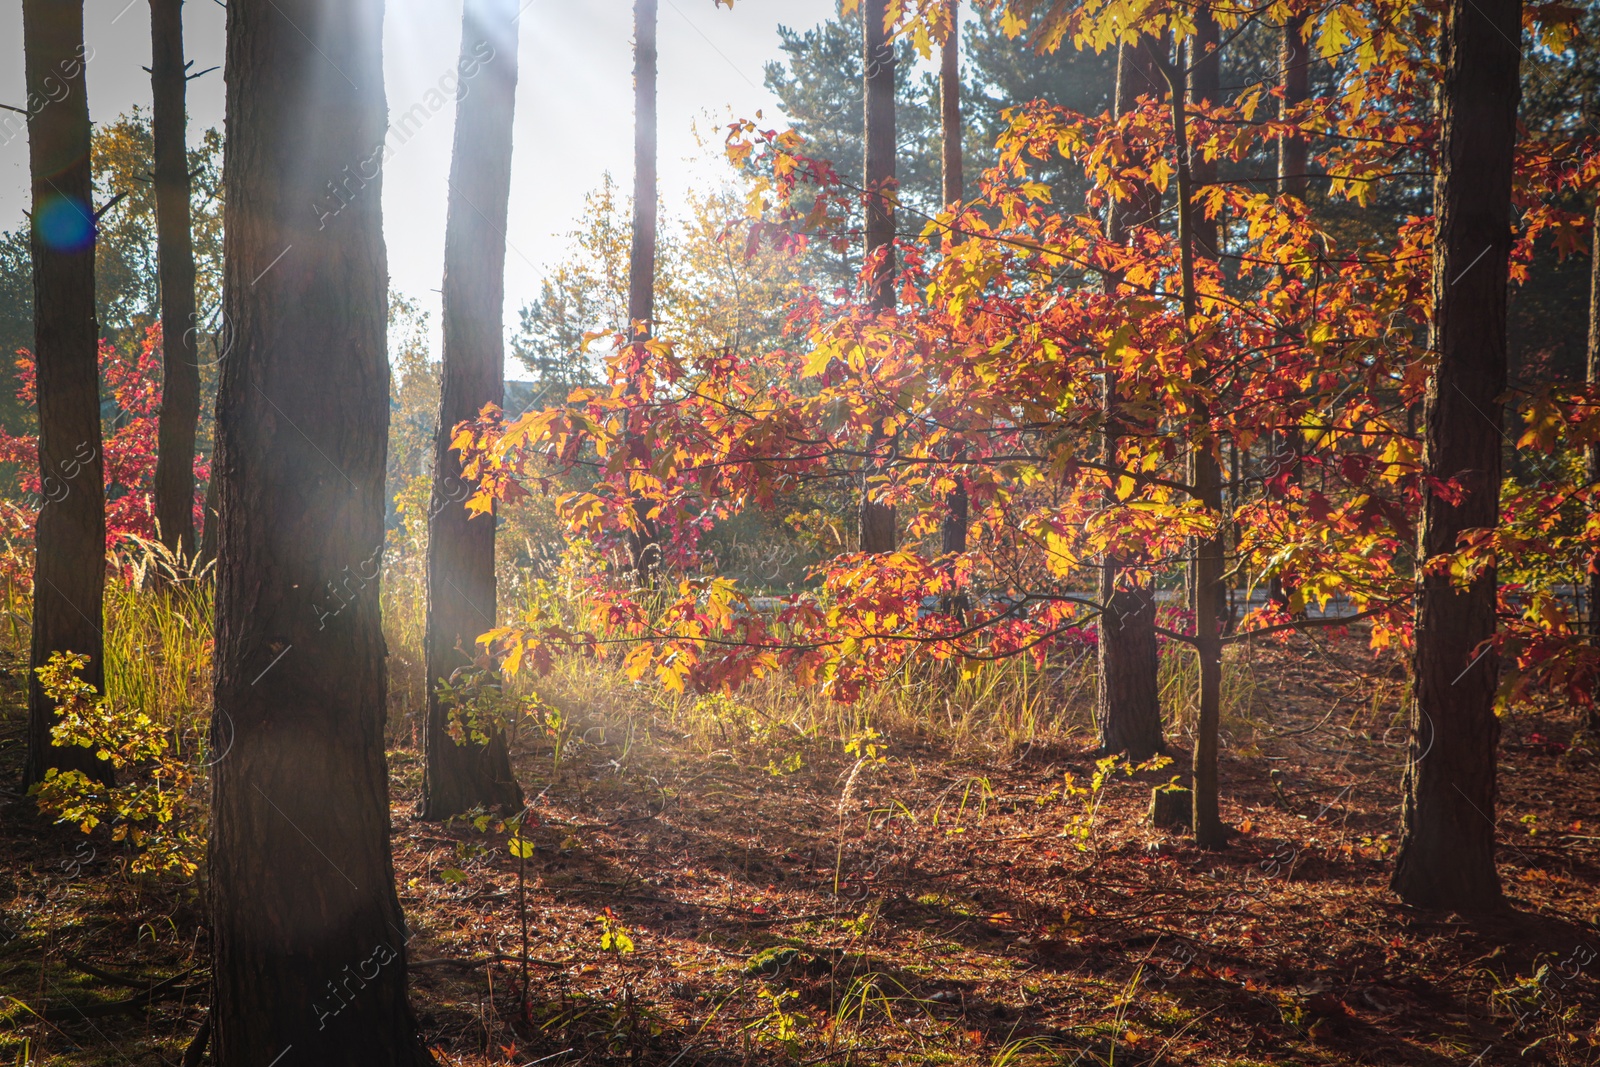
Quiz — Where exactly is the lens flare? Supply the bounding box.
[35,193,95,252]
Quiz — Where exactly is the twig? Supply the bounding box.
[182,1011,211,1067]
[65,957,170,989]
[1153,610,1378,648]
[410,953,572,970]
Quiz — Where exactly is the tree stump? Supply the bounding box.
[1149,784,1193,829]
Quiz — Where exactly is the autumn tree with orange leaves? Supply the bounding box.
[452,0,1596,895]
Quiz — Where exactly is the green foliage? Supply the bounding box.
[760,3,1114,258]
[386,293,439,525]
[435,664,549,749]
[92,111,225,351]
[510,173,647,396]
[746,945,802,976]
[29,652,201,877]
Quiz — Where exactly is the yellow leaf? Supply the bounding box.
[1149,156,1172,194]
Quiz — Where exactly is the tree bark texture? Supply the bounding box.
[150,0,200,561]
[1391,0,1521,912]
[210,0,434,1060]
[422,0,523,820]
[1096,39,1165,761]
[22,0,111,787]
[860,0,897,553]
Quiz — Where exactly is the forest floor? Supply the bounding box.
[2,629,1600,1065]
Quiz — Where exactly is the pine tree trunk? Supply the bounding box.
[860,0,898,553]
[627,0,657,339]
[939,1,962,207]
[938,0,967,566]
[22,0,111,788]
[210,0,434,1060]
[1391,0,1521,913]
[1096,39,1164,761]
[624,0,661,583]
[1279,13,1310,200]
[422,0,523,820]
[149,0,200,562]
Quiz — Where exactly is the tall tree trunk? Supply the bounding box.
[627,0,657,340]
[210,0,434,1060]
[149,0,200,563]
[1269,11,1311,608]
[1185,15,1229,848]
[1096,39,1164,761]
[1589,197,1600,736]
[1279,12,1310,200]
[422,0,523,820]
[938,0,962,207]
[860,0,897,553]
[624,0,661,583]
[1188,12,1222,260]
[1151,22,1227,846]
[22,0,111,788]
[1391,0,1521,912]
[939,0,968,568]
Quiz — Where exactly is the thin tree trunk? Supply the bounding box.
[1391,0,1521,912]
[149,0,200,563]
[1188,12,1222,260]
[1096,39,1164,761]
[624,0,661,583]
[1187,15,1229,848]
[939,0,962,207]
[860,0,897,553]
[1588,198,1600,735]
[1268,12,1311,609]
[939,0,968,567]
[1279,13,1310,200]
[199,460,219,568]
[22,0,111,787]
[210,0,434,1059]
[422,0,523,820]
[1150,24,1228,848]
[627,0,657,339]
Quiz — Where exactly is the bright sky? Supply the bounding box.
[0,0,837,360]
